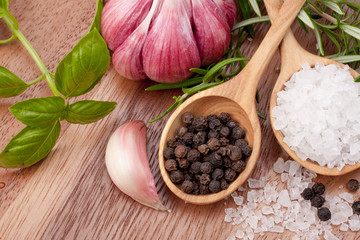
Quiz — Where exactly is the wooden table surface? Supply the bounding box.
[0,1,359,239]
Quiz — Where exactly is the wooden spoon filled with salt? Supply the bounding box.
[266,0,360,176]
[158,0,306,205]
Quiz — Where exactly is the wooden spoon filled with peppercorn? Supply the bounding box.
[158,0,306,204]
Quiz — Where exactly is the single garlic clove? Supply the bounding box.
[142,0,201,83]
[105,120,169,211]
[101,0,153,51]
[192,0,231,66]
[213,0,237,28]
[112,0,160,80]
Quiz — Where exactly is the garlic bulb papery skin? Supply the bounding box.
[112,0,160,80]
[213,0,236,28]
[192,0,231,66]
[105,120,169,211]
[142,0,201,83]
[101,0,153,51]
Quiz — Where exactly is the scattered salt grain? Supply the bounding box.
[338,192,354,203]
[273,63,360,169]
[340,223,349,231]
[235,230,244,238]
[278,190,291,207]
[273,157,285,173]
[247,178,265,189]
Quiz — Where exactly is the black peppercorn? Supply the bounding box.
[178,158,189,169]
[219,137,229,146]
[208,152,222,168]
[167,138,177,148]
[176,126,188,138]
[183,132,194,145]
[207,138,220,151]
[231,126,245,139]
[223,157,232,168]
[206,114,218,122]
[226,119,239,129]
[352,201,360,215]
[193,131,207,145]
[183,172,193,181]
[175,139,186,147]
[199,184,209,194]
[163,147,175,159]
[302,188,315,200]
[181,180,194,194]
[200,162,213,174]
[190,161,202,174]
[312,182,326,195]
[193,116,208,131]
[212,168,224,180]
[241,145,252,158]
[227,145,242,161]
[209,180,221,193]
[234,139,248,149]
[181,112,194,125]
[165,159,177,171]
[174,145,187,158]
[170,170,184,184]
[225,168,237,182]
[311,194,325,208]
[347,179,359,191]
[317,207,331,221]
[199,174,211,185]
[209,118,221,130]
[231,160,246,173]
[217,147,227,157]
[198,144,210,155]
[219,126,230,138]
[187,149,200,162]
[208,130,219,139]
[220,179,229,190]
[219,112,231,123]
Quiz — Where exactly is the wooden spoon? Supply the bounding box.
[158,0,306,205]
[266,0,360,176]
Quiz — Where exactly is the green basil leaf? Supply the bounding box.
[9,97,65,127]
[0,121,60,168]
[0,66,28,97]
[0,0,9,10]
[65,100,116,124]
[55,29,110,98]
[89,0,104,32]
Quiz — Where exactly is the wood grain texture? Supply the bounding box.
[0,1,359,240]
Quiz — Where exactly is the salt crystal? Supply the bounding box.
[226,236,236,240]
[238,186,246,191]
[247,178,265,189]
[289,161,301,176]
[224,215,232,223]
[339,223,349,231]
[269,225,284,233]
[235,230,244,239]
[349,219,360,231]
[281,173,289,182]
[234,196,244,206]
[278,189,291,207]
[262,206,274,215]
[338,192,354,203]
[324,230,340,240]
[273,157,285,173]
[247,215,258,229]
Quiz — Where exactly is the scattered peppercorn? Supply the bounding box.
[302,188,315,200]
[170,170,184,184]
[165,159,177,171]
[311,194,325,208]
[352,201,360,215]
[347,179,359,191]
[209,180,221,193]
[317,207,331,221]
[312,182,326,195]
[164,112,252,195]
[181,180,194,193]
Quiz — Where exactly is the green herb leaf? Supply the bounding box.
[89,0,104,32]
[145,77,203,91]
[327,54,360,63]
[320,1,344,15]
[0,0,9,10]
[55,29,110,98]
[232,16,270,31]
[0,66,28,97]
[0,121,61,168]
[202,58,249,83]
[354,75,360,82]
[297,10,315,30]
[248,0,262,17]
[65,100,116,124]
[340,24,360,40]
[9,97,65,127]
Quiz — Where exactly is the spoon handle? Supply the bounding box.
[222,0,305,105]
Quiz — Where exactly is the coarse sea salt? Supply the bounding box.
[272,63,360,170]
[224,157,359,240]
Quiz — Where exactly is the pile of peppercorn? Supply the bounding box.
[163,112,252,195]
[302,182,330,221]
